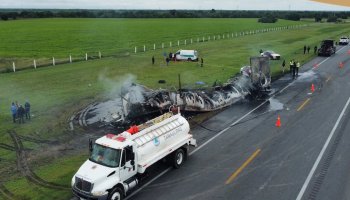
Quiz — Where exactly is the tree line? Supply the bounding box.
[0,9,349,21]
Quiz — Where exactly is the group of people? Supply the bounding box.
[281,59,301,79]
[11,101,31,124]
[304,45,318,55]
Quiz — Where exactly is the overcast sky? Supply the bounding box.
[0,0,349,11]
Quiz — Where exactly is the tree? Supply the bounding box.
[258,16,278,23]
[327,16,338,22]
[1,15,9,21]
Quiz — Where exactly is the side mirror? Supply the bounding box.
[89,139,93,154]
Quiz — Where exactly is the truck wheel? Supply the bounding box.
[173,149,185,169]
[108,187,124,200]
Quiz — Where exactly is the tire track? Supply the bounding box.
[8,131,70,191]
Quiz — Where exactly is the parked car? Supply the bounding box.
[260,50,281,60]
[339,36,349,45]
[174,50,198,61]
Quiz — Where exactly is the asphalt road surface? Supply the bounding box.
[126,45,350,200]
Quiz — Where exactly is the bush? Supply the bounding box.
[1,15,9,21]
[258,16,278,23]
[327,16,338,22]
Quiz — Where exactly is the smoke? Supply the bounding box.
[98,72,139,100]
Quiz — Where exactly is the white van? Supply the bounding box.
[174,50,198,61]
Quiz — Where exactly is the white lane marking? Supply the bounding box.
[295,96,350,200]
[312,46,347,70]
[125,168,171,200]
[126,48,348,199]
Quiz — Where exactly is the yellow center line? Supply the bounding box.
[326,76,331,83]
[225,149,261,185]
[297,98,311,112]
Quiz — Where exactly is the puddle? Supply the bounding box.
[294,70,317,82]
[268,98,284,111]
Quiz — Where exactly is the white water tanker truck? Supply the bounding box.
[72,110,197,200]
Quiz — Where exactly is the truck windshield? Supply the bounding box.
[89,144,121,168]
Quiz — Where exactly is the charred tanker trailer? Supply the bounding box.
[121,57,271,121]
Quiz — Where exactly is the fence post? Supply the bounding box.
[197,38,199,43]
[144,45,146,52]
[52,57,55,66]
[170,41,172,47]
[12,62,15,72]
[185,40,186,45]
[202,37,205,42]
[178,40,180,46]
[85,53,88,61]
[70,55,72,63]
[223,34,225,39]
[214,35,216,40]
[191,39,193,44]
[33,59,37,69]
[99,51,101,59]
[135,47,137,53]
[154,43,156,50]
[208,36,210,41]
[162,43,164,49]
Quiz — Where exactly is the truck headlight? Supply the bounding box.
[92,191,108,196]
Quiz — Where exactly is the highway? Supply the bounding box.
[127,45,350,200]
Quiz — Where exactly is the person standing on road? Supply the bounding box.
[307,46,311,54]
[17,105,25,124]
[11,102,17,123]
[296,61,301,77]
[152,56,155,65]
[282,59,286,74]
[314,46,318,54]
[303,45,307,54]
[25,100,31,120]
[292,60,296,79]
[289,60,294,76]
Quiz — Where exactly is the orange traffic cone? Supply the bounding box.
[311,83,315,93]
[275,115,281,127]
[339,62,344,68]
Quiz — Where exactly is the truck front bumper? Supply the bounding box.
[72,187,108,200]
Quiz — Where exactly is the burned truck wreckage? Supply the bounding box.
[121,57,271,122]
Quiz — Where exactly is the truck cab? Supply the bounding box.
[72,135,138,200]
[339,36,349,45]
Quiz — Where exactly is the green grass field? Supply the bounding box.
[0,18,308,70]
[1,18,350,200]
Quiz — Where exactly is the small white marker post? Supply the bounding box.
[214,35,216,40]
[52,57,55,66]
[135,47,137,53]
[12,62,15,72]
[99,51,101,59]
[162,43,164,49]
[197,38,199,43]
[69,55,72,63]
[178,40,180,46]
[202,37,205,42]
[191,39,193,44]
[223,34,225,39]
[85,53,88,61]
[185,40,186,45]
[208,36,210,41]
[33,59,37,69]
[170,41,172,47]
[154,44,156,50]
[232,33,234,37]
[143,45,146,52]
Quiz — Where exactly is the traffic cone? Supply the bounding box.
[313,63,319,69]
[339,62,344,68]
[311,83,315,93]
[275,115,281,127]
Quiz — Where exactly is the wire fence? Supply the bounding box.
[1,24,308,74]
